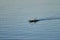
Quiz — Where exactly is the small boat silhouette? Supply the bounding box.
[29,17,40,23]
[29,19,40,23]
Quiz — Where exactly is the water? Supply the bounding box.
[0,0,60,40]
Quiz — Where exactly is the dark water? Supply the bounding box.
[0,0,60,40]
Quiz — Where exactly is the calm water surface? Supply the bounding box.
[0,0,60,40]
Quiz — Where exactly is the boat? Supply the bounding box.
[29,17,40,23]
